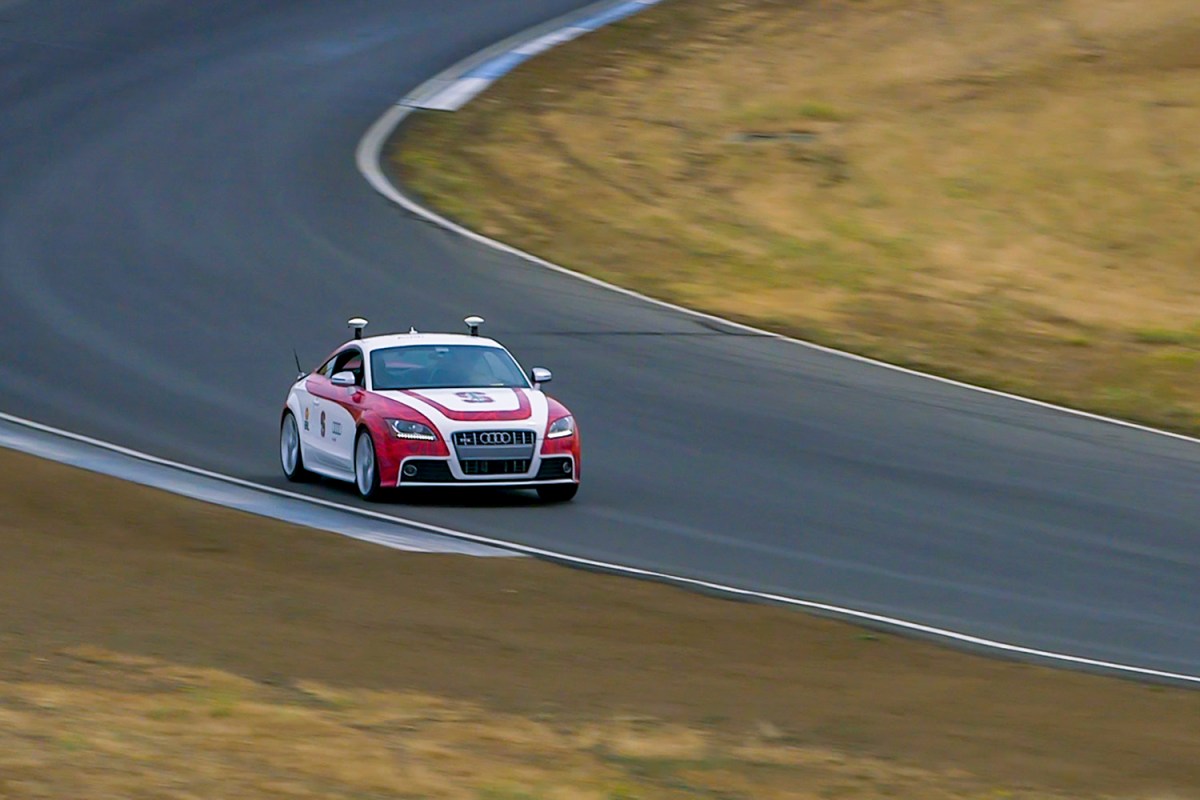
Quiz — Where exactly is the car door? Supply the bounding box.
[296,353,336,456]
[304,347,363,476]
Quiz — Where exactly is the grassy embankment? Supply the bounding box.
[3,448,1200,798]
[394,0,1200,434]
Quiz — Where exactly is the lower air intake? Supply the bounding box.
[461,459,531,475]
[400,460,455,483]
[535,458,573,479]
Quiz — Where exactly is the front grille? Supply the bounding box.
[401,459,455,483]
[454,430,536,447]
[461,459,531,476]
[454,429,536,466]
[536,457,574,480]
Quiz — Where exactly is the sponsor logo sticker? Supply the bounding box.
[455,391,494,404]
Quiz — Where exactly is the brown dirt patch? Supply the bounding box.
[1,447,1199,797]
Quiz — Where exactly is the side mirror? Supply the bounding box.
[331,370,357,387]
[530,367,552,387]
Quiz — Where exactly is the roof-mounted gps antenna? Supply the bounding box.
[347,317,368,340]
[464,315,484,337]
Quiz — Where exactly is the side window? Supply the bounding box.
[342,353,364,387]
[317,355,338,377]
[327,348,364,386]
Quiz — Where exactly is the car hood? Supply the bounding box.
[375,387,539,422]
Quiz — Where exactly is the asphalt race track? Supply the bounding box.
[2,1,1198,677]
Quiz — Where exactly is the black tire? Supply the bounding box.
[354,429,385,501]
[280,412,311,482]
[536,483,579,503]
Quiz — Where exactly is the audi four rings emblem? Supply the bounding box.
[458,430,533,446]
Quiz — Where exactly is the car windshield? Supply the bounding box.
[370,345,530,391]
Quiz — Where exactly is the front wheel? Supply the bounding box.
[536,483,579,503]
[280,412,311,482]
[354,430,385,501]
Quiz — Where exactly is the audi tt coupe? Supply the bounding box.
[280,316,580,502]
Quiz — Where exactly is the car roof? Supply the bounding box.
[338,332,507,353]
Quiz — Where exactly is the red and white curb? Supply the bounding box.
[403,0,662,111]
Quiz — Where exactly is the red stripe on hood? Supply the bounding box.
[401,388,533,421]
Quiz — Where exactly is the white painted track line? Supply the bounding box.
[0,412,512,557]
[2,0,1195,689]
[352,3,1200,687]
[5,407,1200,685]
[360,101,1200,451]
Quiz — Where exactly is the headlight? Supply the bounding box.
[387,419,438,441]
[546,415,575,439]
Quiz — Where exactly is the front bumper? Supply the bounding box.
[394,455,577,487]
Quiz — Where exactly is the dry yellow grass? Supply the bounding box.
[394,0,1200,433]
[0,647,1125,799]
[5,448,1200,798]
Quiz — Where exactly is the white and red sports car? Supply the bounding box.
[280,317,580,502]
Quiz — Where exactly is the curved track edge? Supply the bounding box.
[6,410,1199,686]
[0,412,512,557]
[354,5,1200,687]
[360,15,1200,451]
